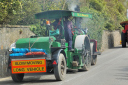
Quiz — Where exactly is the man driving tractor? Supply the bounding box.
[64,16,73,51]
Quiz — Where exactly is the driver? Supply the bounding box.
[64,16,73,51]
[123,23,128,33]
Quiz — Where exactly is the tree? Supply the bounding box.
[12,0,41,25]
[0,0,21,24]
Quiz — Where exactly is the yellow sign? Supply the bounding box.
[77,14,89,17]
[72,12,92,18]
[12,59,45,66]
[12,66,46,74]
[11,59,46,74]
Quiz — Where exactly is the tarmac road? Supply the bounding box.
[0,45,128,85]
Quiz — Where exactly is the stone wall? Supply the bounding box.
[100,30,121,52]
[0,25,35,78]
[0,25,34,49]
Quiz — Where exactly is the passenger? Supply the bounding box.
[52,19,61,30]
[64,16,73,51]
[51,19,62,37]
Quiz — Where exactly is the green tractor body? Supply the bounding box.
[9,10,100,82]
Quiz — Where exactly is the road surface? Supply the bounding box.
[0,46,128,85]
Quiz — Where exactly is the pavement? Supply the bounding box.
[0,45,128,85]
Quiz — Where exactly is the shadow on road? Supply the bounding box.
[0,79,57,85]
[109,45,128,49]
[22,79,57,84]
[0,73,57,85]
[116,73,128,80]
[114,66,128,80]
[0,76,57,85]
[67,69,78,74]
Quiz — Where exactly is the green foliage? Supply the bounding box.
[116,2,126,14]
[80,6,104,49]
[89,0,103,11]
[105,23,113,31]
[12,0,41,25]
[0,0,67,25]
[40,0,67,11]
[0,0,41,25]
[80,0,127,50]
[0,0,21,24]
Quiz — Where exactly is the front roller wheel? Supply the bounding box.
[54,53,66,81]
[11,73,24,82]
[82,52,91,71]
[79,36,91,71]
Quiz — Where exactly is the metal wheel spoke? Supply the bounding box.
[61,69,63,75]
[61,65,64,69]
[61,61,64,75]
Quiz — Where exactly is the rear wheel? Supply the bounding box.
[121,32,126,47]
[54,53,66,81]
[91,55,97,65]
[91,43,97,65]
[11,73,24,82]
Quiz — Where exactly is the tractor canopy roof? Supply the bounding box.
[35,10,92,19]
[120,21,128,26]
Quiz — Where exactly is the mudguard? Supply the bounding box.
[52,49,66,67]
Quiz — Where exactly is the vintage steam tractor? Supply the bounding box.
[8,10,100,82]
[120,21,128,47]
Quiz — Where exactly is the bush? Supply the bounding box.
[116,2,126,14]
[89,0,103,11]
[105,21,115,31]
[0,0,21,24]
[80,7,104,50]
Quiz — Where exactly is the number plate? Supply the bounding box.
[11,59,46,74]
